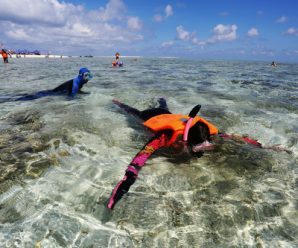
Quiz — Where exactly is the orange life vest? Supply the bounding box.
[1,51,8,59]
[143,114,218,146]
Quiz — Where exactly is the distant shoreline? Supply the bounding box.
[10,54,73,59]
[10,55,142,59]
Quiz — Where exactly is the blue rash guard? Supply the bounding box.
[52,75,88,97]
[69,75,88,97]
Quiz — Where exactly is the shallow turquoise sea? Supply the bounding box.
[0,57,297,247]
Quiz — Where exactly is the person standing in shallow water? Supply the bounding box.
[1,49,10,63]
[271,61,277,67]
[112,52,123,67]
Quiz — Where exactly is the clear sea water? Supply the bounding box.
[0,57,297,248]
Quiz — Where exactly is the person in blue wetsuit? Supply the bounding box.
[14,67,93,101]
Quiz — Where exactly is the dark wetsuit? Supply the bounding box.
[113,98,171,121]
[52,79,74,94]
[14,77,88,101]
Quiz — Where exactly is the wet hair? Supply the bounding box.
[187,122,210,146]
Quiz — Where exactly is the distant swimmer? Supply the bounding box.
[271,61,277,67]
[115,52,120,60]
[112,52,123,67]
[1,49,11,63]
[14,67,93,101]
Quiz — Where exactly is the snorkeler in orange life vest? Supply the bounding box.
[107,98,267,209]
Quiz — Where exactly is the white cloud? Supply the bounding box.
[209,24,237,43]
[153,4,174,22]
[176,25,206,46]
[72,23,92,35]
[127,17,142,30]
[247,28,259,37]
[276,16,288,23]
[165,5,174,18]
[6,28,31,41]
[98,0,126,21]
[0,0,144,54]
[285,27,298,36]
[176,24,237,47]
[191,37,206,46]
[0,0,77,26]
[176,25,191,41]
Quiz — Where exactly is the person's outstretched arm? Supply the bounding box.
[218,133,262,147]
[107,132,169,209]
[218,133,292,153]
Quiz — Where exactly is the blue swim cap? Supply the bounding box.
[79,67,90,75]
[79,67,93,81]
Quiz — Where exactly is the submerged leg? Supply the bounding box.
[138,97,170,121]
[139,108,171,121]
[112,98,171,121]
[15,90,54,101]
[112,99,141,118]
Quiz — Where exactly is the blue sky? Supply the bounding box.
[0,0,298,61]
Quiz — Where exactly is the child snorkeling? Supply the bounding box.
[107,98,269,209]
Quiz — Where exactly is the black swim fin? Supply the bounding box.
[188,104,201,118]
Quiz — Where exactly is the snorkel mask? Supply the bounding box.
[183,105,214,153]
[82,71,93,81]
[79,68,93,81]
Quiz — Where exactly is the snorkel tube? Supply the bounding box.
[183,104,201,142]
